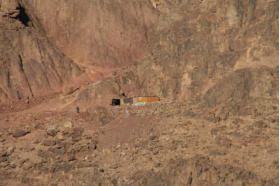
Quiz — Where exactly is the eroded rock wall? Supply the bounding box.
[20,0,158,67]
[0,0,159,103]
[0,0,81,103]
[119,0,278,100]
[71,0,278,113]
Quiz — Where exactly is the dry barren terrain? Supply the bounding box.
[0,0,278,185]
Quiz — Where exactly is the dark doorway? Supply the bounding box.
[112,99,120,106]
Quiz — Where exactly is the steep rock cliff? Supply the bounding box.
[71,0,278,113]
[0,0,158,103]
[20,0,158,67]
[0,0,81,103]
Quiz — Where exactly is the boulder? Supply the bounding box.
[46,126,58,137]
[12,129,30,138]
[42,140,56,146]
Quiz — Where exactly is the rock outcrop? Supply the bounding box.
[70,0,278,113]
[0,0,159,104]
[0,0,81,103]
[0,0,278,185]
[20,0,158,67]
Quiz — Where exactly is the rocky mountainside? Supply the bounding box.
[66,0,278,117]
[0,0,158,104]
[0,0,81,104]
[20,0,158,68]
[0,0,278,185]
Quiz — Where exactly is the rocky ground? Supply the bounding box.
[0,98,278,185]
[0,0,278,185]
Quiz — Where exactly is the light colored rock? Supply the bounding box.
[63,121,73,129]
[46,125,58,137]
[6,146,15,156]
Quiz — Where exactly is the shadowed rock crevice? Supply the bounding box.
[14,4,30,27]
[17,55,34,98]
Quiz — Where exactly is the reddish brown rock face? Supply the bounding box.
[21,0,158,67]
[0,0,158,104]
[0,0,278,185]
[0,22,81,103]
[0,27,82,100]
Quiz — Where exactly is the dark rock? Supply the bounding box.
[37,150,48,158]
[187,173,192,185]
[112,179,118,186]
[67,154,76,161]
[253,120,267,128]
[12,129,30,138]
[48,147,64,156]
[42,140,56,146]
[19,159,29,167]
[93,144,97,150]
[46,126,58,137]
[149,135,158,141]
[33,139,40,144]
[71,127,84,142]
[9,164,16,168]
[34,123,42,130]
[0,156,8,162]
